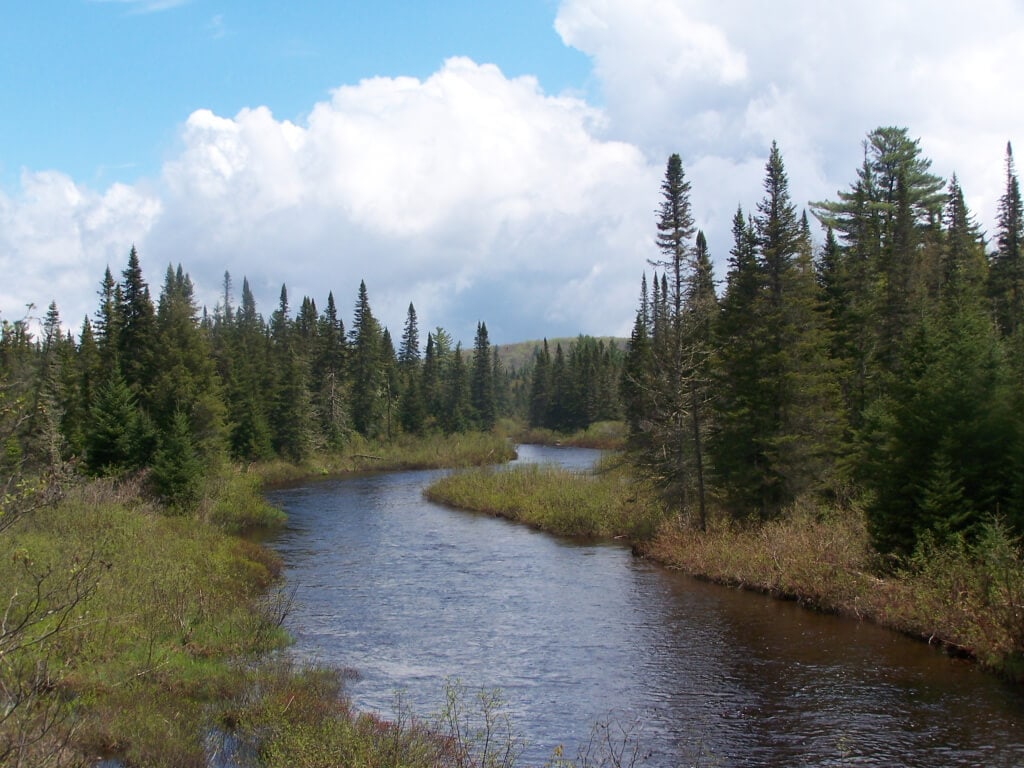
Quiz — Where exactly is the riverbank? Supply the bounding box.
[0,432,517,767]
[425,457,1024,682]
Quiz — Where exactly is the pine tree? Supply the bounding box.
[528,340,552,428]
[149,408,204,510]
[268,284,312,460]
[989,142,1024,338]
[442,343,471,434]
[812,127,945,392]
[152,264,226,462]
[861,186,1017,554]
[399,303,421,369]
[85,369,140,475]
[349,281,384,437]
[117,246,157,404]
[312,292,349,447]
[625,153,706,513]
[470,322,495,430]
[222,277,273,460]
[712,208,773,517]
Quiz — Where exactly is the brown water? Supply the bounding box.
[265,445,1024,767]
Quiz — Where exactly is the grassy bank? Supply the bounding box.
[427,461,1024,681]
[253,431,517,486]
[425,455,661,540]
[1,473,290,767]
[508,421,626,451]
[0,432,522,767]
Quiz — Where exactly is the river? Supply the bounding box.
[265,444,1024,767]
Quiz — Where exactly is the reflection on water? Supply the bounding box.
[266,445,1024,767]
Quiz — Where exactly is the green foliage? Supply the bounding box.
[149,408,204,511]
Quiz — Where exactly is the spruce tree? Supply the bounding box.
[349,281,384,437]
[117,246,157,404]
[711,208,772,517]
[153,265,226,462]
[470,322,495,430]
[989,142,1024,338]
[861,185,1018,554]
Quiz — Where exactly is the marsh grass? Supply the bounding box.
[428,454,1024,680]
[255,432,516,486]
[646,504,1024,680]
[425,455,662,539]
[0,480,291,766]
[511,421,626,451]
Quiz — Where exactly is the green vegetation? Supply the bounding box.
[646,509,1024,680]
[510,420,626,450]
[0,477,289,766]
[623,131,1024,553]
[4,122,1024,762]
[427,456,661,540]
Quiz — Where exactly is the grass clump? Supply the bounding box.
[426,455,662,540]
[510,421,626,451]
[255,431,516,486]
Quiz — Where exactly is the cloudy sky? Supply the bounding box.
[2,0,1022,345]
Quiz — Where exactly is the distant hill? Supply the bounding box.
[495,336,626,372]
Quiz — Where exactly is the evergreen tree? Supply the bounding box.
[528,340,552,428]
[442,343,471,434]
[622,275,653,436]
[470,322,495,430]
[712,208,773,516]
[312,292,349,447]
[626,154,705,513]
[812,127,945,392]
[117,246,157,403]
[399,303,421,368]
[349,281,384,437]
[268,284,312,460]
[989,142,1024,338]
[85,369,141,475]
[149,408,204,510]
[153,264,226,462]
[860,184,1018,554]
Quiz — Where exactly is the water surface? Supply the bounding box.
[266,445,1024,767]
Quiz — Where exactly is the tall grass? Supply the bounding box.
[425,456,662,540]
[255,432,516,486]
[510,421,626,451]
[0,479,290,766]
[645,504,1024,680]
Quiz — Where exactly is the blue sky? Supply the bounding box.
[1,0,590,186]
[3,1,1023,344]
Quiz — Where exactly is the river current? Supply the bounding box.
[265,445,1024,767]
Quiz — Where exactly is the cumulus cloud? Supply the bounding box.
[146,57,657,342]
[557,0,1024,256]
[0,173,160,330]
[5,1,1023,344]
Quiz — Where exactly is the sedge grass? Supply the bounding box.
[425,456,662,540]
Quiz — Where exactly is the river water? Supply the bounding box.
[265,445,1024,767]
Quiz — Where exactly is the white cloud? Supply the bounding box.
[557,0,1024,259]
[5,1,1024,344]
[146,57,656,343]
[0,172,160,330]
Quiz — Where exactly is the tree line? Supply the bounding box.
[622,127,1024,557]
[1,249,627,511]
